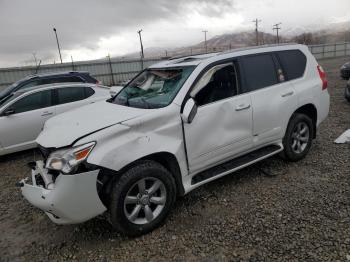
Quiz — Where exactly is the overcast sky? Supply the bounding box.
[0,0,349,67]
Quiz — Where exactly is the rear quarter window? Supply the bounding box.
[84,86,95,98]
[277,50,307,80]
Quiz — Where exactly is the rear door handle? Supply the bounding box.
[41,112,53,116]
[235,104,251,111]
[281,91,294,97]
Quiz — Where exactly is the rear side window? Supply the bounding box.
[241,54,278,92]
[277,50,306,80]
[57,87,85,104]
[84,87,95,98]
[11,90,52,114]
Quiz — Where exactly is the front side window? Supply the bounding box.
[241,54,278,92]
[112,66,195,109]
[57,86,85,104]
[191,63,238,106]
[10,90,52,114]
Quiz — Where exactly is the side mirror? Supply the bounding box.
[182,98,197,124]
[110,86,123,97]
[3,108,15,116]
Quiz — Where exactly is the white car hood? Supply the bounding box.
[37,101,146,148]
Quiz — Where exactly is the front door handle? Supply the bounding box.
[235,104,251,111]
[281,91,294,97]
[41,112,53,116]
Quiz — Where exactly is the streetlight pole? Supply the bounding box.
[53,28,63,64]
[137,29,144,59]
[202,30,208,53]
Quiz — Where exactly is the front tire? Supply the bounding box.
[281,113,314,162]
[110,160,176,236]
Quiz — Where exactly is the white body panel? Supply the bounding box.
[184,93,253,173]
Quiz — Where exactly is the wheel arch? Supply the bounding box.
[99,151,185,198]
[293,103,317,139]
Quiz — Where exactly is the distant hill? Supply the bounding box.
[117,20,350,59]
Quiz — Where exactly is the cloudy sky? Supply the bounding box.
[0,0,349,67]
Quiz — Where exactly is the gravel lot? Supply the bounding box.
[1,56,350,262]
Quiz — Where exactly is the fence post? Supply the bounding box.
[107,55,115,86]
[322,45,325,59]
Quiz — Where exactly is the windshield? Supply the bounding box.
[111,66,195,109]
[0,92,21,107]
[0,78,28,99]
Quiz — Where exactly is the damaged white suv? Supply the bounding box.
[19,44,330,236]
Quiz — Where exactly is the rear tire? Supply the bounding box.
[281,113,313,162]
[109,160,176,236]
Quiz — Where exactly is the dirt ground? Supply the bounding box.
[1,56,349,262]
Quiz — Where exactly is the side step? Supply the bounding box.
[191,145,282,185]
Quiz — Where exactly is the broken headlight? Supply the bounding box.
[45,142,96,174]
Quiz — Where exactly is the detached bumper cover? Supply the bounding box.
[20,161,107,224]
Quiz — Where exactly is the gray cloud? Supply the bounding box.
[0,0,235,65]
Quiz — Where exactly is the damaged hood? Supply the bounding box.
[37,101,147,148]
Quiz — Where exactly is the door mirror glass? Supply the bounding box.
[4,108,15,116]
[182,98,197,124]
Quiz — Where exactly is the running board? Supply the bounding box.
[191,145,282,185]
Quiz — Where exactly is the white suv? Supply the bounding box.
[19,44,329,236]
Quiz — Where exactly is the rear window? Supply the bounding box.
[241,54,278,91]
[277,50,306,80]
[84,86,95,98]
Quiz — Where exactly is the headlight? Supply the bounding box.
[341,65,346,69]
[46,142,96,174]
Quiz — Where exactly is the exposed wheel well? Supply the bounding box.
[293,104,317,139]
[139,152,185,196]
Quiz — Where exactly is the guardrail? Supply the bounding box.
[0,42,349,91]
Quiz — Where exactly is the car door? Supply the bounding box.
[240,53,298,147]
[183,61,253,173]
[54,86,92,114]
[0,89,55,152]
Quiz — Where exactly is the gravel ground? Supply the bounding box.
[1,56,350,262]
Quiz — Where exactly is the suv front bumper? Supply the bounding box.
[19,161,107,224]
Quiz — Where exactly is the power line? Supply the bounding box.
[252,18,262,45]
[202,30,208,53]
[273,23,282,44]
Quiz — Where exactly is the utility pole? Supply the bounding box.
[32,52,38,67]
[137,29,144,59]
[252,19,262,45]
[202,30,208,53]
[53,28,63,64]
[273,23,282,44]
[71,55,75,71]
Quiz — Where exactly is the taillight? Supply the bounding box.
[317,65,328,90]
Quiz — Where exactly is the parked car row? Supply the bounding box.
[340,62,350,102]
[0,83,110,155]
[15,44,330,236]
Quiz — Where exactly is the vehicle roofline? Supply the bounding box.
[150,43,306,68]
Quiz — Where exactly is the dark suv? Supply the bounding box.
[0,71,99,101]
